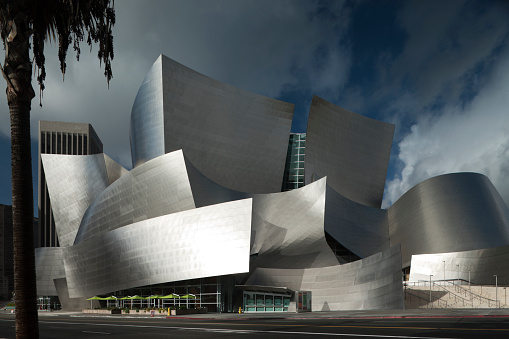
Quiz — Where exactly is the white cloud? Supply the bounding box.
[383,47,509,208]
[0,0,352,170]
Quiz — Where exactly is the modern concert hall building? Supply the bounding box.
[35,55,509,312]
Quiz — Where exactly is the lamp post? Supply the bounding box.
[456,264,460,286]
[443,260,446,283]
[429,274,433,308]
[494,275,498,308]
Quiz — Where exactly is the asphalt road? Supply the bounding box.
[1,314,509,338]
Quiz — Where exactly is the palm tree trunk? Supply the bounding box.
[2,2,39,338]
[10,102,39,339]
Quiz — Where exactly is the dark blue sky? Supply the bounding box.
[1,0,508,215]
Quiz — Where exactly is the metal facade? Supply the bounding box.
[41,154,111,247]
[305,96,394,208]
[64,199,253,298]
[388,173,509,267]
[131,55,294,194]
[34,54,509,313]
[409,243,509,285]
[325,185,390,259]
[130,57,165,168]
[251,178,339,269]
[35,247,65,296]
[246,245,404,311]
[38,121,103,247]
[75,150,196,244]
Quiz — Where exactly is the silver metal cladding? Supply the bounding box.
[131,55,294,194]
[409,244,509,285]
[305,96,395,208]
[130,56,165,168]
[251,177,339,269]
[41,154,111,247]
[74,150,196,244]
[35,247,65,296]
[246,245,404,311]
[324,185,390,259]
[389,172,509,267]
[64,199,253,298]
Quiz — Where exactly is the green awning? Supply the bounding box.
[160,293,180,299]
[180,294,196,299]
[86,296,106,300]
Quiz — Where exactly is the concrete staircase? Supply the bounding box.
[404,281,507,309]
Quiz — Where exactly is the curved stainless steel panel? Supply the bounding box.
[75,150,196,244]
[130,56,165,168]
[246,245,403,311]
[41,154,110,247]
[35,247,65,296]
[389,173,509,267]
[305,96,394,208]
[251,177,339,269]
[409,244,509,285]
[64,199,252,298]
[104,154,129,185]
[185,158,338,269]
[325,185,390,258]
[131,55,294,193]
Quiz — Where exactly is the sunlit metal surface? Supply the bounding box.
[41,154,110,247]
[64,199,253,298]
[305,96,394,208]
[389,173,509,267]
[325,185,390,258]
[35,247,65,296]
[131,55,294,193]
[251,177,339,269]
[246,245,403,311]
[74,150,196,244]
[409,243,509,285]
[130,56,165,167]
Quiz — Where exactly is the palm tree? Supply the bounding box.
[0,1,115,337]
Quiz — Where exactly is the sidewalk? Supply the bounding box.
[26,308,509,320]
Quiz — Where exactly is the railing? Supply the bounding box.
[444,281,500,308]
[404,285,448,308]
[404,279,503,308]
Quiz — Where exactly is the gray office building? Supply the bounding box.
[38,121,103,247]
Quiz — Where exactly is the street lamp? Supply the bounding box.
[456,264,460,286]
[443,260,446,283]
[429,274,433,308]
[494,275,498,308]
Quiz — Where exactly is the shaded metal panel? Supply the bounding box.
[35,247,65,296]
[41,154,110,247]
[185,158,338,269]
[246,245,404,311]
[325,185,390,258]
[305,96,394,208]
[75,150,196,244]
[389,173,509,267]
[131,55,294,193]
[251,177,339,269]
[130,56,165,168]
[184,155,249,208]
[103,154,129,185]
[64,199,252,298]
[409,244,509,285]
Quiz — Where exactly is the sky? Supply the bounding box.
[0,0,508,215]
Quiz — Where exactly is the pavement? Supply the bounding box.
[4,308,508,320]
